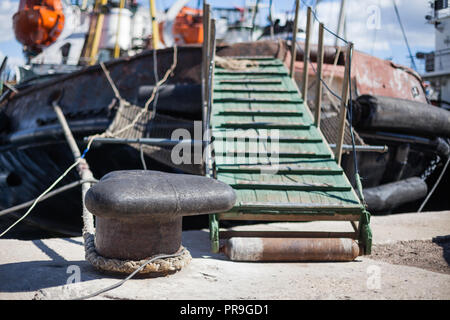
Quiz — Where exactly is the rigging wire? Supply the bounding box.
[392,0,417,71]
[298,41,343,102]
[0,179,98,218]
[368,0,380,90]
[301,1,348,45]
[0,160,81,238]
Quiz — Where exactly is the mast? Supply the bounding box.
[250,0,261,40]
[149,0,160,49]
[334,0,346,46]
[113,0,125,58]
[81,0,108,65]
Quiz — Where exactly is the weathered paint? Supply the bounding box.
[290,45,427,103]
[352,51,427,103]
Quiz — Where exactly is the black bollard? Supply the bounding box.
[85,170,236,260]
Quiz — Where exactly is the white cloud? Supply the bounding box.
[0,0,18,43]
[312,0,434,59]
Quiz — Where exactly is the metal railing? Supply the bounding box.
[289,1,354,166]
[202,3,217,178]
[288,1,366,203]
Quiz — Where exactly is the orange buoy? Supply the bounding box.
[159,6,203,46]
[13,0,65,55]
[173,7,203,44]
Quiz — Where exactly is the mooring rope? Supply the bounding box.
[86,45,178,152]
[215,56,259,70]
[72,247,189,300]
[99,62,125,104]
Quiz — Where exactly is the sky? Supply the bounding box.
[0,0,435,76]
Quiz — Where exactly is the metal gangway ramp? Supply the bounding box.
[202,2,372,259]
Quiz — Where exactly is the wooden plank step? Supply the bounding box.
[215,70,288,76]
[219,212,361,221]
[220,121,310,129]
[214,150,331,158]
[231,181,351,191]
[214,88,297,93]
[217,109,302,116]
[212,132,322,143]
[216,63,284,68]
[223,56,276,60]
[216,165,343,174]
[236,202,362,212]
[217,79,283,84]
[214,97,302,103]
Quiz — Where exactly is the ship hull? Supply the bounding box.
[0,46,205,236]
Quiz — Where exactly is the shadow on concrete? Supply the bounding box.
[32,239,66,263]
[0,240,99,293]
[61,237,84,246]
[0,231,229,293]
[182,229,227,260]
[0,260,92,293]
[0,225,241,295]
[432,235,450,266]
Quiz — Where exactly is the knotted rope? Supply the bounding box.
[83,232,191,275]
[215,56,259,70]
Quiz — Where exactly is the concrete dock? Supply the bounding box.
[0,210,449,300]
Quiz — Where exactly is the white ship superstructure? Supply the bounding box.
[421,0,450,109]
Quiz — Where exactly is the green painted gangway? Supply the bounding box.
[208,56,372,256]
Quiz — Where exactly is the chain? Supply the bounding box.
[421,155,441,180]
